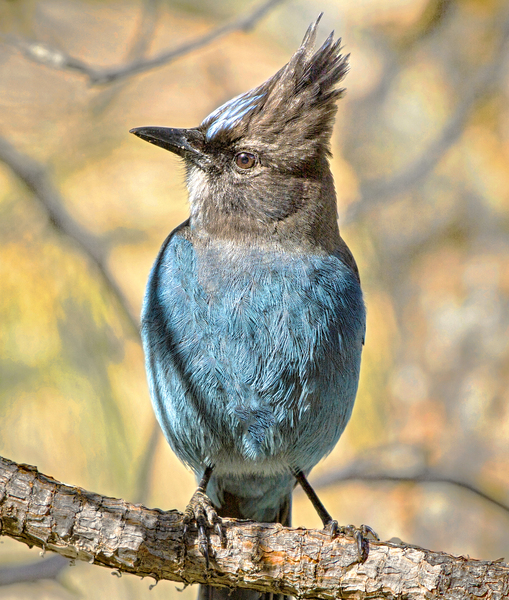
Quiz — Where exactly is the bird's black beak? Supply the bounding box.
[129,126,205,159]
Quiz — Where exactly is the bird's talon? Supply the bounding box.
[329,522,377,563]
[182,488,221,567]
[360,523,379,541]
[199,535,210,569]
[323,519,339,538]
[215,522,225,544]
[354,530,364,557]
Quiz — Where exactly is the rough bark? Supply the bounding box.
[1,455,508,599]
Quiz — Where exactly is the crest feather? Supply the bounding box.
[201,15,349,164]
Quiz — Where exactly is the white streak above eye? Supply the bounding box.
[203,92,264,140]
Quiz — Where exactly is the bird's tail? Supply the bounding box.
[198,492,291,600]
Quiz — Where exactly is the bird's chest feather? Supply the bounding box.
[142,230,364,470]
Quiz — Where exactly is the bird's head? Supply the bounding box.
[131,15,349,250]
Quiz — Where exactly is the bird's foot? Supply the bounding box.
[324,520,379,562]
[183,489,223,568]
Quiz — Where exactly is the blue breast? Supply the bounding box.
[141,223,365,478]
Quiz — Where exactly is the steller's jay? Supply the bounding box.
[131,15,375,600]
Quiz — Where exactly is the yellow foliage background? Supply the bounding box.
[1,0,509,597]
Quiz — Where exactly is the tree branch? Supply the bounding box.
[10,0,286,85]
[1,455,509,599]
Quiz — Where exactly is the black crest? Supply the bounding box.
[200,15,349,165]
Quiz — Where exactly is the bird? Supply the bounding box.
[131,14,375,600]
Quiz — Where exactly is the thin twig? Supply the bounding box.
[0,556,68,587]
[92,0,162,112]
[0,135,139,336]
[126,0,162,61]
[11,0,286,86]
[345,5,509,224]
[312,465,509,516]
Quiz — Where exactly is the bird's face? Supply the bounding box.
[131,16,348,248]
[130,122,324,237]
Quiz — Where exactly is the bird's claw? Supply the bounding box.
[182,489,224,568]
[324,520,379,562]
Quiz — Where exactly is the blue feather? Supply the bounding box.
[203,92,264,139]
[142,223,365,512]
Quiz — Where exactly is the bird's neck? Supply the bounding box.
[188,168,341,255]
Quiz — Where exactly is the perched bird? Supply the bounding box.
[131,15,374,600]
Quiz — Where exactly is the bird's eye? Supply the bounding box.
[235,152,256,170]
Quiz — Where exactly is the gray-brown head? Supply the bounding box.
[131,15,349,251]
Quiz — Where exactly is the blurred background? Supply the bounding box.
[1,0,509,597]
